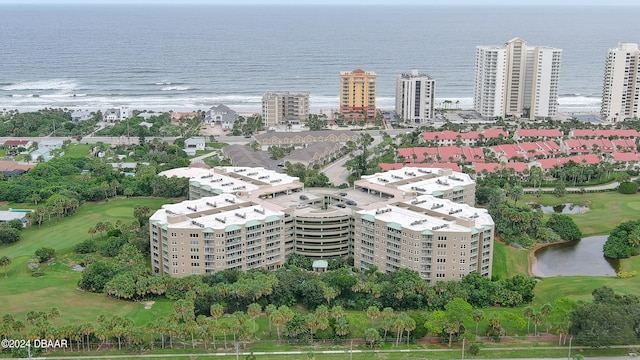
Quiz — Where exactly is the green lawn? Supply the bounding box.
[492,241,529,280]
[0,197,171,325]
[63,143,92,158]
[523,191,640,236]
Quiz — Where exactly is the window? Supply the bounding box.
[190,248,199,253]
[191,262,200,267]
[171,233,177,237]
[190,234,199,238]
[190,255,200,260]
[459,259,466,264]
[172,255,178,259]
[171,248,177,252]
[436,258,446,263]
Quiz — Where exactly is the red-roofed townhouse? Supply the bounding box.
[514,129,563,142]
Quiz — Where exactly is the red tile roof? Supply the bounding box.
[475,162,528,173]
[613,152,640,162]
[3,140,31,147]
[516,129,562,138]
[535,154,600,170]
[379,163,461,172]
[572,129,640,138]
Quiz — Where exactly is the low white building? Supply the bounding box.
[184,138,206,156]
[103,107,130,123]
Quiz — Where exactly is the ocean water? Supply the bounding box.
[1,5,638,114]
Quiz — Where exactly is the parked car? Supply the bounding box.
[346,200,357,206]
[299,195,309,201]
[336,203,346,208]
[339,192,347,196]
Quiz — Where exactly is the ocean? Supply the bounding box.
[1,5,639,114]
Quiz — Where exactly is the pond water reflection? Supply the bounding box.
[536,203,589,214]
[532,235,619,277]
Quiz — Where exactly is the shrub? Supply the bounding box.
[546,214,582,241]
[536,227,560,243]
[0,228,20,244]
[468,343,480,356]
[619,181,638,194]
[99,236,127,257]
[616,271,638,279]
[34,247,55,263]
[74,239,96,254]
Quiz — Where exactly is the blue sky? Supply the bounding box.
[0,0,637,5]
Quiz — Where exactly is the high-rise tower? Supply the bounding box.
[601,43,640,122]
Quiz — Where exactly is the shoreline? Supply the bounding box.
[528,239,573,277]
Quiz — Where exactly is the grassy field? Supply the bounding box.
[491,241,529,280]
[63,143,92,158]
[0,197,170,325]
[523,191,640,236]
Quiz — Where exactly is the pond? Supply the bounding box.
[532,235,619,277]
[535,203,589,214]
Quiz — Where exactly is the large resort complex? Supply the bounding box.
[150,166,494,284]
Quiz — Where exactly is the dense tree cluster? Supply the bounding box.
[230,115,263,136]
[282,162,330,188]
[545,214,582,241]
[571,287,640,347]
[0,156,188,204]
[0,108,98,137]
[96,112,201,138]
[603,220,640,259]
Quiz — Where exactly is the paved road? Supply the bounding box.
[320,134,385,186]
[6,346,636,360]
[523,177,638,193]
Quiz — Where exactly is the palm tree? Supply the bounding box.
[472,310,484,336]
[392,314,405,346]
[523,307,534,334]
[334,316,350,338]
[330,305,345,319]
[540,303,553,334]
[403,314,416,346]
[264,304,277,334]
[364,327,381,348]
[532,312,544,336]
[247,303,262,335]
[366,306,380,327]
[270,309,285,342]
[0,256,11,278]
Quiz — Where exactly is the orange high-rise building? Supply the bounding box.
[340,69,376,120]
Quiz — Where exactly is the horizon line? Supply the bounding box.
[0,2,638,6]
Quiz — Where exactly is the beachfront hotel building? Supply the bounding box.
[601,42,640,122]
[152,166,493,284]
[474,38,562,120]
[395,70,436,125]
[262,91,310,128]
[340,69,377,121]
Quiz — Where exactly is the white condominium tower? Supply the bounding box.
[601,43,640,122]
[262,91,310,128]
[474,38,562,120]
[396,70,436,126]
